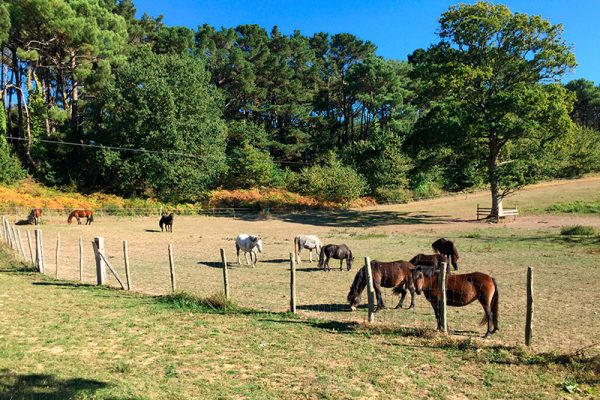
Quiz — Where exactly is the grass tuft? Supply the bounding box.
[546,200,600,214]
[560,225,598,236]
[158,291,240,313]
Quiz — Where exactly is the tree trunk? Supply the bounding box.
[488,137,501,221]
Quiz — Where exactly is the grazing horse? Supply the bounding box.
[159,213,174,232]
[347,260,415,311]
[67,210,94,225]
[318,244,354,271]
[432,238,460,270]
[236,234,263,267]
[409,254,451,273]
[295,235,322,263]
[28,208,42,225]
[413,266,499,338]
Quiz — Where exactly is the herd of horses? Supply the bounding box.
[17,209,499,337]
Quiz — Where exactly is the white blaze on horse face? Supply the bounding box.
[256,239,263,253]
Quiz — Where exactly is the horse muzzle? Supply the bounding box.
[350,305,357,311]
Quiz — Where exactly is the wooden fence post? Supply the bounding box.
[289,252,297,313]
[79,237,84,282]
[220,248,229,299]
[55,233,60,279]
[168,243,176,293]
[525,267,534,346]
[93,237,106,285]
[26,230,34,263]
[0,217,4,243]
[5,219,14,250]
[439,262,448,333]
[14,227,26,259]
[293,237,299,264]
[365,256,375,323]
[123,240,131,290]
[35,229,44,273]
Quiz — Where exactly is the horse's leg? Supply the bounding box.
[245,252,251,266]
[339,259,343,271]
[395,284,407,309]
[77,216,81,225]
[297,248,301,264]
[308,249,312,263]
[325,255,330,272]
[236,244,241,265]
[480,295,494,338]
[408,284,416,309]
[430,300,441,330]
[374,283,384,311]
[251,251,257,268]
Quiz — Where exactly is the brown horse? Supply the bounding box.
[28,208,42,225]
[347,260,415,311]
[68,210,94,225]
[432,238,460,270]
[413,266,499,338]
[409,253,450,272]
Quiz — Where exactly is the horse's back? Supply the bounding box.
[371,260,413,287]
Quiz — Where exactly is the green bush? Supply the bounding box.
[411,172,442,199]
[560,225,597,236]
[373,186,412,203]
[0,110,27,184]
[298,152,367,203]
[228,142,285,188]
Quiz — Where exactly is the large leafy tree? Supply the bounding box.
[565,79,600,130]
[410,1,576,218]
[84,49,227,202]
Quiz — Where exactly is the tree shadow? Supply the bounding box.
[297,303,354,313]
[0,370,108,400]
[233,210,456,228]
[296,267,323,272]
[197,261,224,268]
[259,258,290,264]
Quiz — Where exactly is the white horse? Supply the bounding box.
[295,234,322,263]
[235,234,263,267]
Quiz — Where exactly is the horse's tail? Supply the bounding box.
[480,277,499,327]
[89,212,94,222]
[67,213,73,224]
[317,246,325,269]
[159,218,164,229]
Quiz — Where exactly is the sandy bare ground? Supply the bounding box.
[2,176,600,353]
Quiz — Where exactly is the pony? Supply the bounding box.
[27,208,42,225]
[295,235,322,263]
[432,238,460,270]
[318,244,354,271]
[409,253,451,273]
[159,213,174,232]
[347,260,415,311]
[412,265,499,338]
[235,234,263,267]
[67,210,94,225]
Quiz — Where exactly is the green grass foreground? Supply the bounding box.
[0,248,598,399]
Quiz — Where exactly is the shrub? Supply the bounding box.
[546,200,600,214]
[227,142,284,189]
[560,225,597,236]
[373,186,412,203]
[0,110,26,184]
[411,172,442,199]
[298,152,368,203]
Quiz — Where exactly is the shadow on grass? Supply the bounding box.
[144,229,161,233]
[257,318,360,333]
[233,210,459,228]
[197,261,224,268]
[0,370,108,400]
[297,303,353,313]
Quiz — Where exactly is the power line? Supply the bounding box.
[4,135,315,166]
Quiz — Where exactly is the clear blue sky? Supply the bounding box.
[134,0,599,83]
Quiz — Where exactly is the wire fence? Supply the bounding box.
[1,213,598,354]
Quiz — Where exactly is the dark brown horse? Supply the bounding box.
[318,244,354,271]
[413,266,499,338]
[28,208,42,225]
[432,238,459,270]
[159,213,174,232]
[68,210,94,225]
[409,253,450,272]
[347,260,415,311]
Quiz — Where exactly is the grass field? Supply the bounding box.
[1,177,600,398]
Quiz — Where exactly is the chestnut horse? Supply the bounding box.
[28,208,42,225]
[347,260,415,311]
[68,210,94,225]
[432,238,460,270]
[413,266,499,338]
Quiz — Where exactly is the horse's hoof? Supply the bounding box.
[350,306,357,311]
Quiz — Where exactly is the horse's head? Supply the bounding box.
[347,255,355,271]
[255,238,263,253]
[413,266,425,295]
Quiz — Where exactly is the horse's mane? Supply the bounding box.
[347,265,366,303]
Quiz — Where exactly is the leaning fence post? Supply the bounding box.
[168,243,176,293]
[123,240,131,290]
[365,256,375,323]
[55,233,60,279]
[14,227,26,259]
[93,237,106,285]
[439,262,448,333]
[220,248,229,299]
[35,229,44,273]
[26,230,34,263]
[289,252,297,313]
[79,237,84,282]
[525,267,534,346]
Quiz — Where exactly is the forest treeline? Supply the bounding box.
[1,0,600,210]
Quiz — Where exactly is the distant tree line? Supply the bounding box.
[1,0,599,214]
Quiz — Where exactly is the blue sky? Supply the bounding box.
[134,0,599,83]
